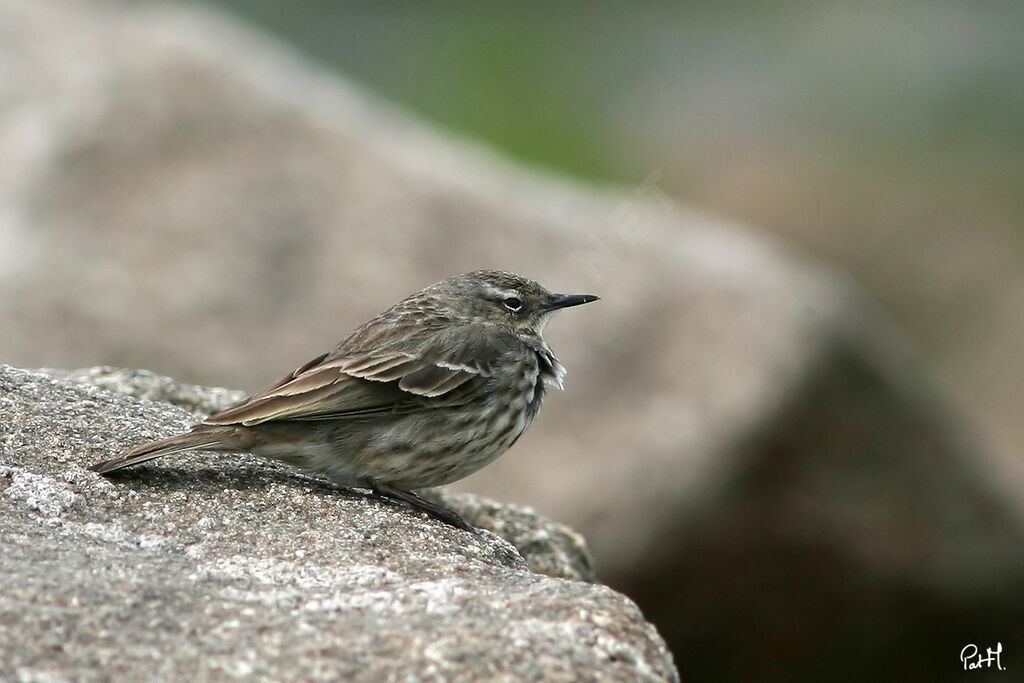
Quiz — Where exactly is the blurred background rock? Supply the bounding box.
[196,0,1024,479]
[2,1,1022,681]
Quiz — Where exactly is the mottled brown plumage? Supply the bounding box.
[89,271,598,531]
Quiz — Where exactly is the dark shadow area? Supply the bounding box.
[615,340,1024,681]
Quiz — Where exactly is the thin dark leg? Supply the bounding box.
[372,483,476,533]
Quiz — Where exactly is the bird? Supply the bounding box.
[89,270,599,531]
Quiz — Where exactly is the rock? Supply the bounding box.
[55,363,600,584]
[3,2,1024,680]
[0,365,676,681]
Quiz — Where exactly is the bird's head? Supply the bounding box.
[434,270,599,336]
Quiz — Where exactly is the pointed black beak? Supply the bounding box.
[546,292,600,311]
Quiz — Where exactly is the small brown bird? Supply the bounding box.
[90,270,598,531]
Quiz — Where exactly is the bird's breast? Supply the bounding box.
[522,340,564,421]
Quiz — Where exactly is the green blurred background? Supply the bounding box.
[194,0,1023,479]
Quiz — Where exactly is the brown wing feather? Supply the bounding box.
[259,351,330,394]
[203,366,409,426]
[335,352,420,378]
[397,364,477,397]
[202,325,509,427]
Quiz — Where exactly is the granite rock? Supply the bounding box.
[0,365,675,681]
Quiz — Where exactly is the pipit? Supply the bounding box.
[90,270,598,531]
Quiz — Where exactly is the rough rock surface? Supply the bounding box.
[0,365,676,681]
[3,2,1024,680]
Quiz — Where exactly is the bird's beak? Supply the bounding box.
[546,293,600,311]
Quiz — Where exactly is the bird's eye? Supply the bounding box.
[502,296,523,312]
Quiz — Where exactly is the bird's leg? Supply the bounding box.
[372,483,476,533]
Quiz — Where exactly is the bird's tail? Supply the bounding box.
[89,428,230,474]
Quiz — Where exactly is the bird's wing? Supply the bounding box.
[202,326,507,427]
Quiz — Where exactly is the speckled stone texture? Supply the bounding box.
[0,365,677,681]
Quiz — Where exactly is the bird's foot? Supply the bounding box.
[371,483,476,533]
